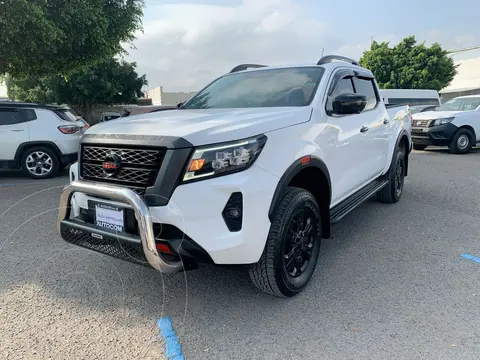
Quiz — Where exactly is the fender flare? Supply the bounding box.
[392,130,410,176]
[14,141,63,164]
[268,156,332,221]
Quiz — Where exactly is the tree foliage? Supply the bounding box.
[0,0,144,77]
[359,36,458,91]
[7,58,148,121]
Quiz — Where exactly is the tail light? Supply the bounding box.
[58,125,80,134]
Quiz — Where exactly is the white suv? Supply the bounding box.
[57,55,412,297]
[0,103,86,178]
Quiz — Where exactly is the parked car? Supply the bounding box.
[411,95,480,153]
[57,55,412,297]
[0,102,84,178]
[99,111,123,122]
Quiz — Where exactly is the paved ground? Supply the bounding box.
[1,148,479,360]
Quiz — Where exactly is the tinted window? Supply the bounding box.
[0,108,21,125]
[353,78,378,111]
[182,67,325,109]
[19,109,37,121]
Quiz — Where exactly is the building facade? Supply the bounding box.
[440,57,480,101]
[144,86,197,106]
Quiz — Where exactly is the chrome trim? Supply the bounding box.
[57,180,183,273]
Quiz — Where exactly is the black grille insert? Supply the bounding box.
[80,144,166,194]
[60,221,150,267]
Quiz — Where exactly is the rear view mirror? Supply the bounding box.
[332,93,367,115]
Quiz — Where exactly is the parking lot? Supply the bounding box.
[0,148,479,360]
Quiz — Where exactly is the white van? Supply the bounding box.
[380,89,441,107]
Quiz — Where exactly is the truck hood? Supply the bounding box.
[86,107,312,146]
[412,110,466,120]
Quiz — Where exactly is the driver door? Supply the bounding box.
[319,72,368,204]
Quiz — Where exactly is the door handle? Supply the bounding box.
[10,129,25,132]
[383,118,389,124]
[360,125,369,133]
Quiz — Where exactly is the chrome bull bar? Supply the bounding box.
[57,180,183,273]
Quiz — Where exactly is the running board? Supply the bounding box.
[330,179,388,223]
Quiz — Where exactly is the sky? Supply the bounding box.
[3,0,479,97]
[125,0,480,92]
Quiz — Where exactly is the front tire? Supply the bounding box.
[21,146,59,179]
[377,145,405,203]
[413,144,427,151]
[249,187,322,297]
[449,129,473,154]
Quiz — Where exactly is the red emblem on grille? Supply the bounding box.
[102,162,117,170]
[102,154,122,176]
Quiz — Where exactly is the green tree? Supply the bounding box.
[0,0,144,78]
[7,58,148,121]
[359,36,458,91]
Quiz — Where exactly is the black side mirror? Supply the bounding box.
[332,93,367,115]
[177,102,184,108]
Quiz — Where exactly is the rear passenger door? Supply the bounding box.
[351,76,390,181]
[0,108,32,161]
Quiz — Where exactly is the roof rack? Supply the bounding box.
[0,102,67,109]
[229,64,268,73]
[317,55,359,66]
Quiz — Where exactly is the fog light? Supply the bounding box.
[222,192,243,232]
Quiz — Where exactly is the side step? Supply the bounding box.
[330,179,388,223]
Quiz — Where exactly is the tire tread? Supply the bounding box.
[249,187,320,297]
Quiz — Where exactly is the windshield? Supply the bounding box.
[181,67,325,109]
[435,97,480,112]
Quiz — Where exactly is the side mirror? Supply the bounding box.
[332,93,367,115]
[177,102,184,108]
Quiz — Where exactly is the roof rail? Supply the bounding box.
[229,64,268,73]
[317,55,359,66]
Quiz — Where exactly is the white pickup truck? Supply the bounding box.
[411,95,480,154]
[57,55,412,297]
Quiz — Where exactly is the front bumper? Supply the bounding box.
[61,152,78,166]
[57,180,183,273]
[59,164,279,269]
[411,123,458,146]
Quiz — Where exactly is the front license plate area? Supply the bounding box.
[89,201,125,233]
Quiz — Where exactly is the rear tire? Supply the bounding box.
[377,145,405,203]
[449,129,473,154]
[249,187,322,297]
[21,146,59,179]
[413,144,427,151]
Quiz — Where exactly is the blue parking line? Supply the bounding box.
[0,179,67,187]
[461,253,480,264]
[157,317,184,360]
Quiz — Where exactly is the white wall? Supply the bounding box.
[0,83,7,100]
[145,86,196,105]
[441,57,480,93]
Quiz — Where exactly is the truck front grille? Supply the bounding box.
[80,145,166,194]
[413,119,431,128]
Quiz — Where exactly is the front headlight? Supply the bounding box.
[432,117,454,126]
[183,135,267,182]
